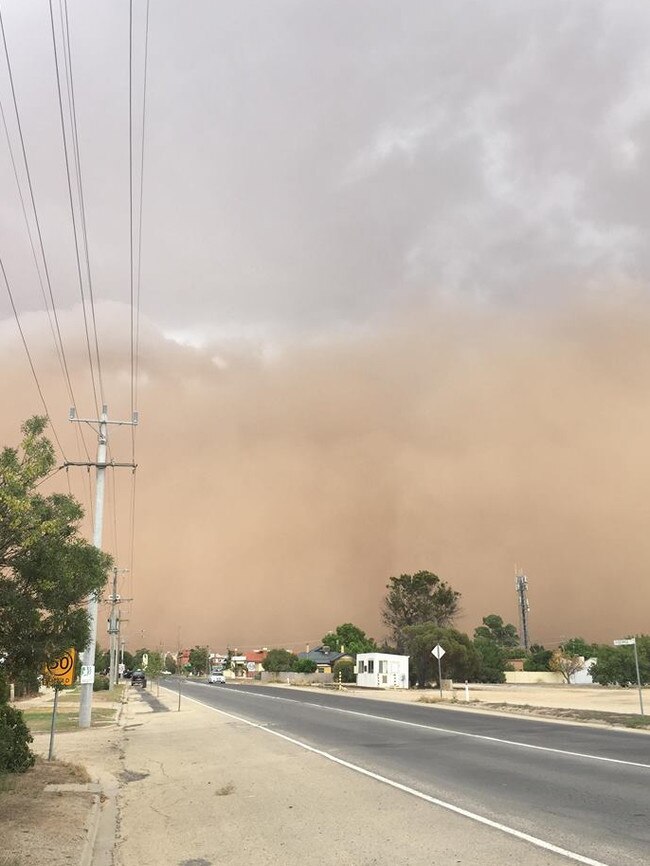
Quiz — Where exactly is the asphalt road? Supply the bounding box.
[169,679,650,866]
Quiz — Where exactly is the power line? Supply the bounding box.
[48,0,103,417]
[129,0,149,463]
[0,3,82,429]
[34,465,65,488]
[0,96,66,384]
[134,0,150,417]
[0,254,67,459]
[108,453,120,564]
[129,0,134,430]
[128,468,137,593]
[60,0,105,407]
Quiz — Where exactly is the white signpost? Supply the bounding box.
[431,644,446,698]
[613,638,644,716]
[79,664,95,685]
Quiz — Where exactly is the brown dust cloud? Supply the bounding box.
[2,299,650,653]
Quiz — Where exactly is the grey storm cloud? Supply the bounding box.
[1,0,650,337]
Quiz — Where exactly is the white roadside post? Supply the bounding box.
[613,638,644,716]
[431,644,446,699]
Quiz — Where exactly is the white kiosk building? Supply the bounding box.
[356,653,409,689]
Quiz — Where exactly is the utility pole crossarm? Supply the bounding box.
[64,461,137,468]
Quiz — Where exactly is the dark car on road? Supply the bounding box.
[131,670,147,688]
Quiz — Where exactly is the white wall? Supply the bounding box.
[505,671,565,684]
[569,658,596,685]
[356,653,409,689]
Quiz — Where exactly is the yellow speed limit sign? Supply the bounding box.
[44,648,76,687]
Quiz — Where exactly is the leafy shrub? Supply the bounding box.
[0,702,35,774]
[523,645,553,672]
[93,675,110,691]
[332,660,355,683]
[293,658,317,673]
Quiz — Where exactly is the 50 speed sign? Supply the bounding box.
[44,648,76,687]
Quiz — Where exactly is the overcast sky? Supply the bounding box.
[2,1,650,341]
[2,2,650,648]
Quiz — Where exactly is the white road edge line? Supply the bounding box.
[186,682,650,771]
[168,688,612,866]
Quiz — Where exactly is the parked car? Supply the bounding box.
[123,669,133,679]
[131,670,147,688]
[208,672,226,684]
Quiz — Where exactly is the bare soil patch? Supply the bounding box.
[417,694,650,729]
[0,758,94,866]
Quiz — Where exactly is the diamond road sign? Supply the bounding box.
[613,638,636,646]
[431,644,446,659]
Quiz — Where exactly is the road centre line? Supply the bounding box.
[170,689,612,866]
[188,682,650,771]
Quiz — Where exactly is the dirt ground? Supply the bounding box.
[0,758,93,866]
[0,685,126,866]
[270,680,649,721]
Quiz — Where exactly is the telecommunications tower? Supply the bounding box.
[515,567,530,650]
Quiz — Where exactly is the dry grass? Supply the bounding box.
[0,758,89,821]
[0,758,93,866]
[58,684,126,704]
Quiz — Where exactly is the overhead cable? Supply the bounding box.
[0,255,67,460]
[0,4,83,429]
[48,0,103,417]
[0,97,67,386]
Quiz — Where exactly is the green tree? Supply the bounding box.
[401,623,480,688]
[560,637,596,658]
[188,645,209,675]
[164,653,177,674]
[0,418,111,689]
[474,615,519,648]
[321,623,377,655]
[121,650,135,670]
[590,637,650,687]
[95,643,110,674]
[332,659,355,683]
[133,648,150,670]
[523,644,553,672]
[473,638,506,683]
[382,571,461,650]
[262,649,298,672]
[146,650,164,678]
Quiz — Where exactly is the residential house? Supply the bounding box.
[244,649,268,678]
[297,644,354,674]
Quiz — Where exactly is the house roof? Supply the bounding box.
[245,651,267,663]
[297,645,353,665]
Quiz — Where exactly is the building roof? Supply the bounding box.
[297,645,353,665]
[245,651,267,663]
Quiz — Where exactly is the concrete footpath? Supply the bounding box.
[90,685,574,864]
